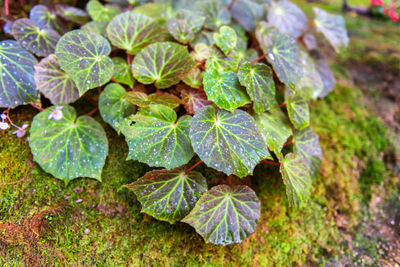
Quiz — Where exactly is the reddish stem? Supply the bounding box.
[185,160,203,174]
[4,0,9,15]
[228,0,235,11]
[279,102,287,108]
[227,175,232,186]
[283,139,295,146]
[262,160,280,166]
[251,53,268,65]
[86,107,98,117]
[111,77,120,85]
[29,103,44,111]
[127,54,133,65]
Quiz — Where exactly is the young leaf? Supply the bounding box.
[176,9,205,33]
[168,9,205,43]
[256,22,303,90]
[213,26,237,55]
[313,7,349,52]
[11,18,60,57]
[132,42,195,89]
[118,104,194,169]
[254,110,293,154]
[267,0,308,38]
[205,46,240,72]
[231,0,263,31]
[99,83,136,131]
[56,4,89,24]
[191,43,212,62]
[182,67,203,89]
[55,30,113,94]
[296,51,324,100]
[34,54,80,105]
[29,105,108,182]
[293,127,322,177]
[125,91,181,109]
[286,90,310,130]
[124,167,207,224]
[81,21,108,36]
[30,4,66,33]
[180,87,212,115]
[237,62,276,114]
[0,40,38,108]
[203,69,250,112]
[279,153,312,208]
[106,11,165,55]
[198,0,231,30]
[189,105,271,177]
[182,185,260,245]
[112,57,134,88]
[86,0,120,22]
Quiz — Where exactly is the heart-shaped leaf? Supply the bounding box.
[11,18,60,57]
[124,167,207,224]
[313,7,349,52]
[30,4,66,33]
[198,0,231,30]
[293,127,322,177]
[286,90,310,130]
[86,0,120,22]
[214,26,237,55]
[99,83,136,131]
[256,22,303,89]
[203,69,250,112]
[182,67,203,89]
[238,62,277,114]
[0,40,38,108]
[34,54,80,105]
[55,30,113,94]
[29,105,108,182]
[180,87,212,115]
[132,42,195,89]
[182,184,260,245]
[189,105,270,177]
[296,51,324,100]
[168,19,194,44]
[267,0,308,38]
[231,0,263,31]
[112,57,134,88]
[205,46,240,72]
[81,21,108,36]
[118,104,194,169]
[107,11,165,55]
[125,91,181,109]
[279,153,312,208]
[254,110,293,154]
[56,4,89,24]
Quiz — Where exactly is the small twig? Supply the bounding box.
[251,53,268,65]
[262,160,280,166]
[29,102,44,111]
[185,160,203,174]
[85,107,98,117]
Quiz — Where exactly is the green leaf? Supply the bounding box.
[132,42,195,89]
[311,50,335,98]
[205,46,240,72]
[125,91,181,109]
[191,43,212,62]
[0,40,38,108]
[56,4,89,24]
[203,69,250,112]
[168,10,204,44]
[176,9,205,33]
[124,167,207,224]
[29,105,108,182]
[182,67,203,89]
[30,4,66,33]
[267,0,308,38]
[286,90,310,130]
[293,127,322,177]
[55,30,114,94]
[106,11,165,55]
[112,57,134,88]
[189,105,270,177]
[81,21,108,36]
[237,62,277,114]
[256,22,303,89]
[11,18,60,57]
[182,184,260,245]
[279,153,312,208]
[99,83,136,131]
[118,104,194,169]
[192,30,215,47]
[198,0,231,30]
[132,2,172,25]
[313,7,349,52]
[231,0,263,31]
[296,51,324,100]
[86,0,120,22]
[214,26,237,55]
[34,54,80,105]
[180,87,212,115]
[254,110,293,154]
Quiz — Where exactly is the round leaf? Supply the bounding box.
[267,0,308,38]
[124,167,207,224]
[11,18,60,57]
[198,0,231,30]
[56,4,89,24]
[180,87,212,115]
[203,69,250,112]
[231,0,263,31]
[286,90,310,130]
[30,4,66,33]
[182,67,203,89]
[182,185,260,245]
[55,30,113,94]
[124,91,181,109]
[0,40,38,108]
[238,62,277,114]
[112,57,134,88]
[107,11,165,55]
[256,23,303,89]
[117,104,194,169]
[213,26,237,55]
[293,127,322,177]
[296,52,324,100]
[99,83,136,131]
[29,105,109,182]
[132,42,195,89]
[86,0,120,22]
[34,54,80,105]
[311,50,336,98]
[205,46,240,72]
[189,105,271,177]
[168,19,194,44]
[81,21,108,36]
[279,153,312,208]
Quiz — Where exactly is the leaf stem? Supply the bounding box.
[284,139,295,146]
[185,160,203,173]
[227,175,232,186]
[111,77,120,85]
[279,102,287,108]
[251,53,268,65]
[127,54,133,65]
[262,160,280,166]
[85,107,98,117]
[4,0,9,16]
[29,103,44,111]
